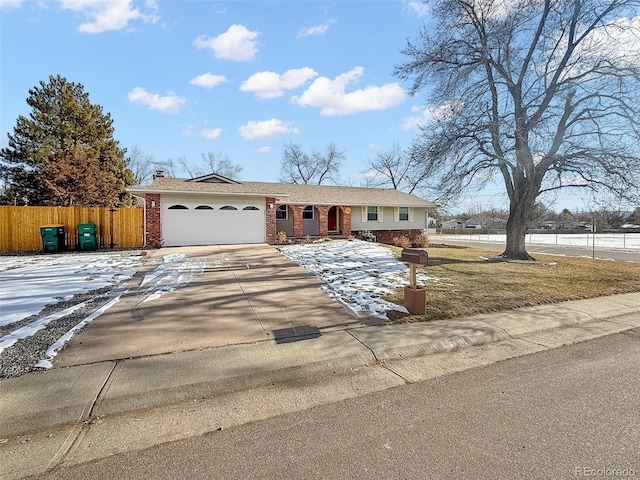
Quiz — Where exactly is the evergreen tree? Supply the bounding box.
[0,75,134,206]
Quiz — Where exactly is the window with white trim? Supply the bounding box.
[399,207,409,221]
[367,206,378,221]
[303,205,314,220]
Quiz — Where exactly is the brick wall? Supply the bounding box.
[265,197,277,244]
[360,228,424,245]
[145,193,161,247]
[340,206,352,236]
[316,205,330,237]
[290,205,305,237]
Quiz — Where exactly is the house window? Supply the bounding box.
[367,206,378,221]
[195,205,213,210]
[399,207,409,221]
[220,205,237,210]
[243,206,259,211]
[303,205,314,220]
[168,205,188,210]
[276,205,287,219]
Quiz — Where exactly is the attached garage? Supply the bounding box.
[161,195,266,246]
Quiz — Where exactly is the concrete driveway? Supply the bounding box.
[55,244,380,367]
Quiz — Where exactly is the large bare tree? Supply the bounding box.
[396,0,640,259]
[279,142,344,185]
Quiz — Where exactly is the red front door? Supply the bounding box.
[328,206,337,231]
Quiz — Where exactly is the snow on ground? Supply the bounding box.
[0,253,142,327]
[280,240,437,319]
[441,233,640,249]
[137,253,205,304]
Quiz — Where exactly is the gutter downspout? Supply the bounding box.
[130,194,147,247]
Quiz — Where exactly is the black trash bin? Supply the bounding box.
[40,225,66,252]
[77,223,98,251]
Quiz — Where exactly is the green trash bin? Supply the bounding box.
[77,223,98,251]
[40,225,66,252]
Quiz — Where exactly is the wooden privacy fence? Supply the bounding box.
[0,206,144,252]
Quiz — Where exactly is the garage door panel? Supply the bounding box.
[161,198,265,246]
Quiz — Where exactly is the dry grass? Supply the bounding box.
[384,245,640,323]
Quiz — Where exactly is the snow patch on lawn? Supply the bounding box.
[0,253,141,327]
[280,240,437,319]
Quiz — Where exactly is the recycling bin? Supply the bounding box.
[77,222,98,251]
[40,225,66,252]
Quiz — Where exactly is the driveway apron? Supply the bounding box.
[54,244,372,367]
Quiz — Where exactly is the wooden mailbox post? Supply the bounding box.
[401,248,428,315]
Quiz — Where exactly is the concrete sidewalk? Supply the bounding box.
[2,292,640,439]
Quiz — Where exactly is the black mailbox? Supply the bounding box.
[401,248,428,265]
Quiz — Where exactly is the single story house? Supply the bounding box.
[127,172,437,247]
[440,218,464,229]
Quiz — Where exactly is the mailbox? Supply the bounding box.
[401,248,428,265]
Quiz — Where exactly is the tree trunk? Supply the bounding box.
[502,201,535,260]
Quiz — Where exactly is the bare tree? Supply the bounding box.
[396,0,640,259]
[279,142,344,185]
[154,152,243,180]
[363,142,442,199]
[200,152,243,179]
[127,145,155,185]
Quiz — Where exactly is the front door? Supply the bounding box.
[328,206,338,231]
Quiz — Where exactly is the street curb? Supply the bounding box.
[1,292,639,438]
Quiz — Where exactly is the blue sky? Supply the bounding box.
[0,0,606,213]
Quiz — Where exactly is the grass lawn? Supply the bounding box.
[384,245,640,322]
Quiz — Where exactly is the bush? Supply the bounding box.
[414,232,430,248]
[393,235,412,248]
[358,230,376,242]
[275,231,288,244]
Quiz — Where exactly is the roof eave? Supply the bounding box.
[126,187,291,198]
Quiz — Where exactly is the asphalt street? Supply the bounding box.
[32,329,640,480]
[437,237,640,262]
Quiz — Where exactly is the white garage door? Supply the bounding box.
[161,196,266,246]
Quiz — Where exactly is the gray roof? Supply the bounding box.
[128,176,435,208]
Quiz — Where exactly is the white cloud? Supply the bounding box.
[128,87,186,114]
[369,143,383,150]
[297,18,336,38]
[200,128,223,139]
[189,73,228,88]
[238,119,300,140]
[59,0,159,34]
[257,146,273,153]
[240,68,318,99]
[292,67,406,116]
[405,1,430,17]
[0,0,23,10]
[194,24,260,62]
